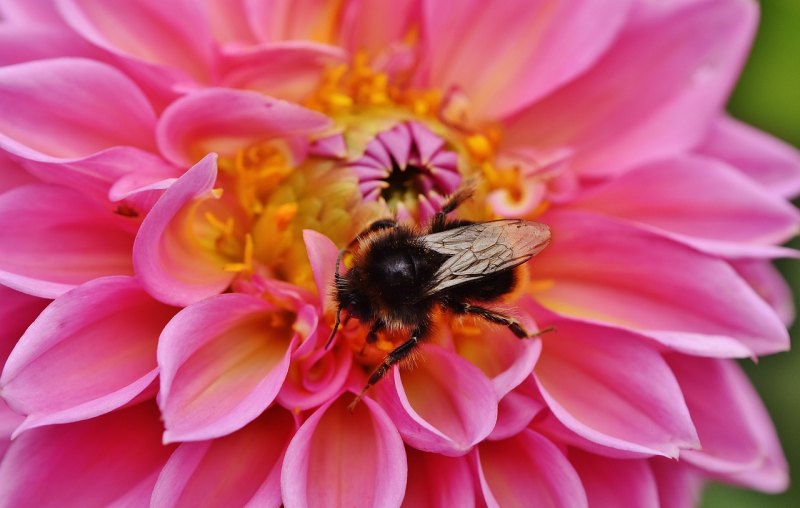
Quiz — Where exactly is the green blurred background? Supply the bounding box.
[701,0,800,506]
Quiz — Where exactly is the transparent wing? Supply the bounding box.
[420,220,551,295]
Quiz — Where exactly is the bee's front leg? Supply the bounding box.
[348,327,425,412]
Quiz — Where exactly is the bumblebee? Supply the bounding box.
[327,189,551,409]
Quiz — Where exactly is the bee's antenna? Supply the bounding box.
[325,305,343,349]
[325,249,349,350]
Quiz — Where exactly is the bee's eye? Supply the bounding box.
[345,299,360,316]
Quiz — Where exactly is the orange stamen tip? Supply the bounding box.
[275,203,299,231]
[211,188,224,199]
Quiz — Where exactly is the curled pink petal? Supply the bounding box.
[156,88,331,166]
[221,42,348,103]
[489,375,546,441]
[533,210,789,357]
[375,344,497,456]
[152,405,294,507]
[281,394,407,508]
[402,448,475,508]
[278,342,352,411]
[475,429,587,508]
[0,58,156,160]
[668,355,789,493]
[159,292,305,442]
[0,402,174,507]
[58,0,215,84]
[0,184,135,298]
[733,259,795,327]
[571,155,800,256]
[1,276,174,434]
[533,317,698,457]
[302,228,339,311]
[133,153,234,307]
[698,115,800,199]
[454,323,541,398]
[0,285,49,364]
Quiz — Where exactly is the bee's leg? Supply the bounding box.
[429,186,475,231]
[459,303,553,339]
[348,329,424,412]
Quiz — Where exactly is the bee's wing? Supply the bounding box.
[420,220,551,295]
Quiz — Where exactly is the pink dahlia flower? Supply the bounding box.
[0,0,797,506]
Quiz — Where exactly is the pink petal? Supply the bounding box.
[246,0,352,44]
[453,322,541,398]
[0,151,37,194]
[570,451,659,507]
[58,0,216,84]
[375,344,497,456]
[0,398,24,460]
[667,355,789,493]
[159,293,305,442]
[0,58,156,160]
[533,210,789,357]
[0,184,135,298]
[571,155,800,256]
[0,285,49,364]
[21,146,180,206]
[152,405,294,507]
[476,429,587,508]
[0,402,174,506]
[1,276,174,434]
[504,0,757,176]
[278,341,352,411]
[650,458,703,508]
[203,0,258,46]
[533,317,698,457]
[338,0,420,56]
[0,0,66,26]
[733,259,795,327]
[698,115,800,199]
[302,229,339,311]
[156,87,331,166]
[0,23,105,65]
[402,448,476,508]
[133,154,234,307]
[221,42,348,103]
[489,375,546,441]
[420,0,632,120]
[281,394,407,508]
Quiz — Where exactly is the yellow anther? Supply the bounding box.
[326,93,354,110]
[222,233,254,273]
[211,188,224,199]
[466,134,493,161]
[204,212,234,235]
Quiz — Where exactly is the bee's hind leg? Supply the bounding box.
[458,303,553,339]
[348,328,424,412]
